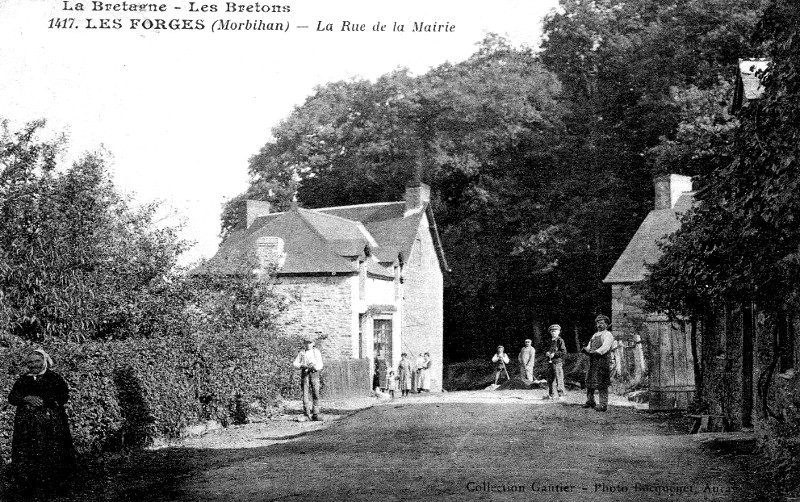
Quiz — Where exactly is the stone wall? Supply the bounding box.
[753,311,800,485]
[610,284,649,343]
[401,212,444,391]
[752,309,799,432]
[274,274,357,360]
[701,307,752,430]
[701,304,783,431]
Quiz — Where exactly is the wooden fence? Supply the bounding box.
[320,358,372,399]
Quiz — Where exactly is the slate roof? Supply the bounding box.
[603,193,694,284]
[318,201,406,223]
[316,203,417,261]
[202,201,447,277]
[200,208,359,276]
[318,201,448,270]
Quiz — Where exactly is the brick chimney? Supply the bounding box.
[246,200,271,228]
[653,174,693,210]
[404,182,430,215]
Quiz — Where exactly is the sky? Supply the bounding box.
[0,0,560,265]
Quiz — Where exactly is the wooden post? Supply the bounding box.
[631,333,646,387]
[612,340,624,378]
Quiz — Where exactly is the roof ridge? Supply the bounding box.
[355,222,378,247]
[300,206,361,226]
[316,201,403,211]
[293,209,333,244]
[252,200,404,223]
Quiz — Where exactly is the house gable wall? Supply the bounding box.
[401,212,444,391]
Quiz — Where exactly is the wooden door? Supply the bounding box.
[647,318,696,410]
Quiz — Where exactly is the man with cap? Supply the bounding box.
[543,324,567,400]
[581,315,615,411]
[517,339,536,381]
[293,338,324,421]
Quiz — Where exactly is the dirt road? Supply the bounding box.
[70,391,765,502]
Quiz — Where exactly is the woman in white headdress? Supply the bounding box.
[7,348,76,496]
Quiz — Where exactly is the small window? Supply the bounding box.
[374,319,392,360]
[255,236,285,268]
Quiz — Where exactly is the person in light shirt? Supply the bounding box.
[517,339,536,381]
[418,352,432,392]
[491,346,511,385]
[582,315,615,412]
[397,353,413,397]
[293,339,324,421]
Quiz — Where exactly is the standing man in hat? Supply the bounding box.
[518,339,536,382]
[582,315,615,411]
[293,338,324,421]
[543,324,567,400]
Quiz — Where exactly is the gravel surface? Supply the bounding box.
[49,390,768,502]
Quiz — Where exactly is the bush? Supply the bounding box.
[0,330,301,463]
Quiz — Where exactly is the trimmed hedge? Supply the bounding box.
[0,329,301,461]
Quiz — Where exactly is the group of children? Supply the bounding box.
[492,323,568,399]
[377,315,615,412]
[384,351,432,398]
[490,315,615,411]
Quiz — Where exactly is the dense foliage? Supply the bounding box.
[643,0,800,316]
[226,37,590,357]
[0,330,300,462]
[541,0,764,316]
[224,1,764,359]
[0,120,297,465]
[0,120,290,343]
[642,2,800,493]
[0,121,189,341]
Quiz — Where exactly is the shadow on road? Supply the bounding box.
[34,400,773,502]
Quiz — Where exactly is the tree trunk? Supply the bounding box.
[690,318,702,402]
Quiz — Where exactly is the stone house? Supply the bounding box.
[603,174,696,410]
[697,57,799,433]
[603,58,800,434]
[205,182,448,392]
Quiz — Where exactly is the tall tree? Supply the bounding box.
[644,0,800,315]
[0,120,189,341]
[225,0,765,358]
[225,38,592,358]
[539,0,763,329]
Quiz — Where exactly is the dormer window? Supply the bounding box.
[255,236,285,269]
